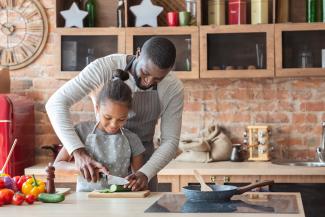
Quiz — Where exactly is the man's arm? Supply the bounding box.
[46,57,112,182]
[138,83,184,181]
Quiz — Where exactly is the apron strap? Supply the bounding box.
[91,121,100,134]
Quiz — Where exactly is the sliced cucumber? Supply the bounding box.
[109,184,130,192]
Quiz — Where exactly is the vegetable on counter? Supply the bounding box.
[11,192,25,205]
[0,188,14,204]
[99,184,131,193]
[25,194,36,204]
[38,193,65,203]
[22,175,45,198]
[13,175,31,191]
[2,176,18,192]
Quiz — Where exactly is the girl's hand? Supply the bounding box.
[124,171,148,191]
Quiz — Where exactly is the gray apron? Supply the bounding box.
[124,56,161,191]
[77,122,131,192]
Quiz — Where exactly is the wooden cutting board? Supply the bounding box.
[88,190,150,198]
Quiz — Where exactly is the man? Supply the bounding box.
[46,37,184,191]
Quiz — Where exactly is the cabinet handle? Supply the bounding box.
[224,176,230,183]
[210,176,216,182]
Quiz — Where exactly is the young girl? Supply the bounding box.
[54,70,145,192]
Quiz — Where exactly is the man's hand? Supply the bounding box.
[72,148,109,182]
[124,171,148,191]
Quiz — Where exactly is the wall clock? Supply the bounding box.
[0,0,48,70]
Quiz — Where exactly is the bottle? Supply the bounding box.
[251,0,268,24]
[321,0,325,22]
[306,0,317,23]
[85,48,96,65]
[208,0,225,25]
[277,0,289,23]
[85,0,96,27]
[117,0,125,27]
[228,0,247,25]
[184,38,191,71]
[185,0,197,25]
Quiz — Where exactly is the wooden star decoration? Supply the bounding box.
[130,0,163,27]
[60,2,88,28]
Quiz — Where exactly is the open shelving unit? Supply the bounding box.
[54,0,325,79]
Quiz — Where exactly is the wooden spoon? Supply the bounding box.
[193,169,213,192]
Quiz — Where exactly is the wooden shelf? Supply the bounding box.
[275,23,325,77]
[200,24,275,78]
[125,26,199,79]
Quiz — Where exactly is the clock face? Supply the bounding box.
[0,0,48,70]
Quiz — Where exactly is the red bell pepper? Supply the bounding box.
[14,175,31,191]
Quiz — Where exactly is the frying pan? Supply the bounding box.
[182,180,274,202]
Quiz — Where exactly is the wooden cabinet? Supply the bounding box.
[200,24,274,78]
[275,23,325,77]
[55,28,125,79]
[125,27,199,79]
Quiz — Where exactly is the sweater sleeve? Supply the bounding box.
[138,80,184,181]
[45,57,114,155]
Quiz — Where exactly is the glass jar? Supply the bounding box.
[299,46,313,68]
[251,0,268,24]
[208,0,225,25]
[228,0,247,25]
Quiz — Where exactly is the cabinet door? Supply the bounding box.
[56,28,125,79]
[275,23,325,77]
[200,24,274,78]
[126,27,199,79]
[270,183,325,217]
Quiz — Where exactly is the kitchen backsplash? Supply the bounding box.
[8,0,325,163]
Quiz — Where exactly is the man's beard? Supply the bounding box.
[132,72,154,90]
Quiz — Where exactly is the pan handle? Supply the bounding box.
[235,180,274,195]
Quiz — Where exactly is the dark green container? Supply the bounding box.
[306,0,317,22]
[321,0,325,22]
[85,0,96,27]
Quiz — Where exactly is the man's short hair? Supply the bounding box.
[142,37,176,69]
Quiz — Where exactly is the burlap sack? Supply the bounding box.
[209,132,232,161]
[175,150,212,163]
[179,138,211,152]
[0,67,10,93]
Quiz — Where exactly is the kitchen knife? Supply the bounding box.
[104,174,129,185]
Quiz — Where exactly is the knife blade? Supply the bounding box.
[104,174,129,185]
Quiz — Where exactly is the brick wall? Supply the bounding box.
[9,0,325,162]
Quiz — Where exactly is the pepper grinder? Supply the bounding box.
[46,162,56,193]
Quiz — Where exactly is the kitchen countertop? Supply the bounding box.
[0,192,305,217]
[25,161,325,177]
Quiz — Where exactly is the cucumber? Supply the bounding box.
[38,193,65,203]
[109,184,131,192]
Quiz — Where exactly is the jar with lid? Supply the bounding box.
[208,0,225,25]
[251,0,268,24]
[228,0,247,25]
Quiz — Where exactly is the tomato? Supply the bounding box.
[0,177,5,189]
[0,188,14,204]
[12,193,25,205]
[0,196,4,206]
[25,194,35,204]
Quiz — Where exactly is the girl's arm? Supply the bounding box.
[131,154,144,173]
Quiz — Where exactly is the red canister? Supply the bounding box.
[228,0,247,24]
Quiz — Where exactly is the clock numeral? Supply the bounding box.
[15,0,25,8]
[23,36,39,52]
[27,23,43,32]
[0,0,7,8]
[15,45,32,61]
[1,49,16,65]
[7,0,13,8]
[22,8,39,20]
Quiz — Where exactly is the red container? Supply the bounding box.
[228,0,247,24]
[0,94,35,176]
[166,12,179,26]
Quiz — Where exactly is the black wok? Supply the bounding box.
[182,180,274,202]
